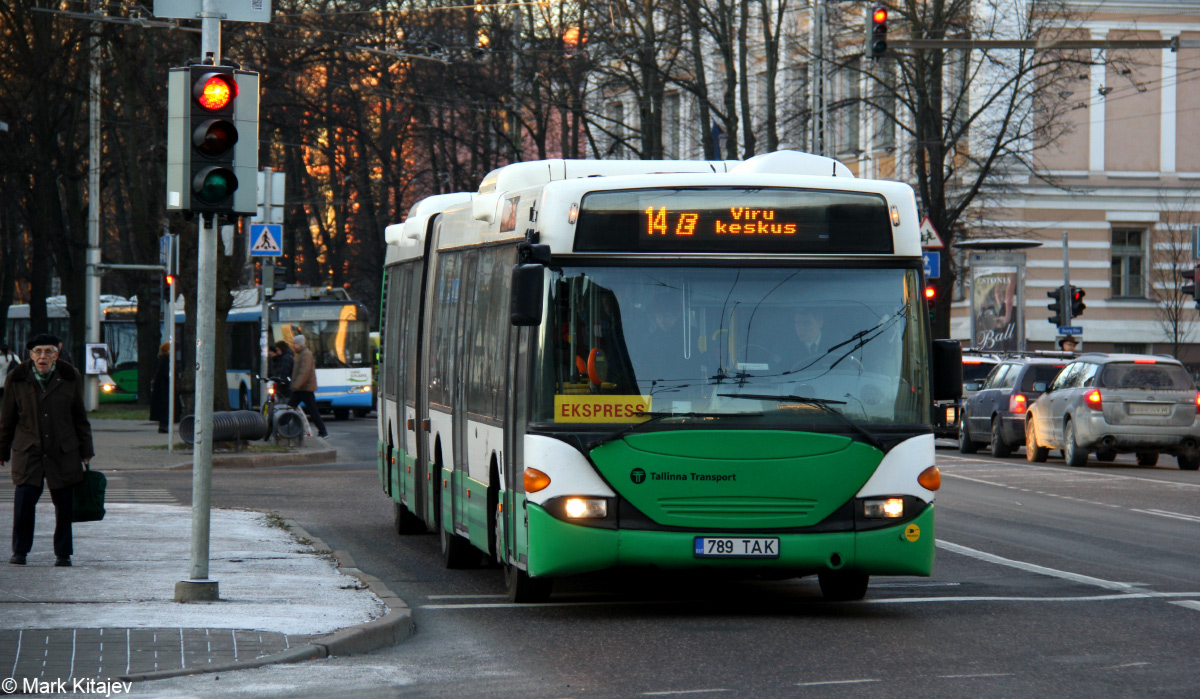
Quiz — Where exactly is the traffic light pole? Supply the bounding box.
[176,0,222,604]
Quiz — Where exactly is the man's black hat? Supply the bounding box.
[27,333,62,351]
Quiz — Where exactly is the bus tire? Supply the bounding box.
[394,501,425,535]
[818,570,869,601]
[239,386,250,411]
[505,562,552,603]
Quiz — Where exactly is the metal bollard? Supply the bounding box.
[179,410,269,445]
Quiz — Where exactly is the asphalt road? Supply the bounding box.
[113,422,1200,698]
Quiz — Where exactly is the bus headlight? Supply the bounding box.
[350,385,372,393]
[863,498,904,519]
[100,383,115,393]
[564,497,607,519]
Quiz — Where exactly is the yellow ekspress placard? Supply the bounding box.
[554,395,652,423]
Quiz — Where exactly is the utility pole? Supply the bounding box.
[177,0,223,604]
[84,0,103,411]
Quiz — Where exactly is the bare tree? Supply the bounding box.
[1150,188,1200,358]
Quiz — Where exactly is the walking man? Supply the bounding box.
[287,335,328,439]
[0,334,95,566]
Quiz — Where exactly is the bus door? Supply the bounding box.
[501,324,532,566]
[413,218,444,526]
[450,251,478,536]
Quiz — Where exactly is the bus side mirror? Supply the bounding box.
[932,340,963,401]
[511,264,545,326]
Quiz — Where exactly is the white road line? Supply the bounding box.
[939,673,1013,679]
[938,540,1139,591]
[938,455,1200,488]
[426,594,509,600]
[422,599,685,610]
[795,679,880,687]
[1131,509,1200,523]
[1171,600,1200,612]
[642,689,731,696]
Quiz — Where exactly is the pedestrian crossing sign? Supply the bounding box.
[250,224,283,257]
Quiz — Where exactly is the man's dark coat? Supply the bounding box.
[0,360,95,488]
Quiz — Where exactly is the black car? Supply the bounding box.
[959,356,1069,457]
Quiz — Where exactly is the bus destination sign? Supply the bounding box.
[573,187,894,254]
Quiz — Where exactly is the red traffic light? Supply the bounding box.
[194,73,237,111]
[873,7,888,23]
[924,286,936,301]
[165,273,175,286]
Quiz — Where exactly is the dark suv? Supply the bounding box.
[959,356,1069,457]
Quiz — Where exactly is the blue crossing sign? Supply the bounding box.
[922,251,940,279]
[249,224,283,257]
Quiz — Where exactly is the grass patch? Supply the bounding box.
[88,405,151,421]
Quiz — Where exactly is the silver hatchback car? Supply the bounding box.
[1025,353,1200,469]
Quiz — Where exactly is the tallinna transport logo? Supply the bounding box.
[630,468,647,484]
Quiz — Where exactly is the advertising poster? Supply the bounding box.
[971,264,1022,352]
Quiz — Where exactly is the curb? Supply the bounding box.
[166,446,338,470]
[121,520,413,683]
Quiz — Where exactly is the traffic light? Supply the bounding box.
[1069,285,1086,318]
[924,284,936,322]
[1047,285,1067,327]
[1182,266,1200,309]
[164,272,176,289]
[166,64,259,217]
[865,5,888,59]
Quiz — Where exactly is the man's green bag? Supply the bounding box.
[72,464,106,522]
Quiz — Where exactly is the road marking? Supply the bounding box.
[642,690,731,696]
[938,455,1200,489]
[938,540,1138,591]
[795,679,880,686]
[426,594,509,600]
[939,673,1013,679]
[1171,600,1200,612]
[421,599,687,610]
[1131,508,1200,523]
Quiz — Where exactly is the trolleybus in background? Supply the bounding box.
[228,286,374,419]
[7,287,373,416]
[376,152,962,602]
[5,296,153,403]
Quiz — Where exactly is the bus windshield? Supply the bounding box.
[533,266,930,429]
[271,304,371,369]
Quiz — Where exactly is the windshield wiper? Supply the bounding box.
[584,410,764,451]
[718,393,885,451]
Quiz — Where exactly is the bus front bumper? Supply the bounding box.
[525,503,935,579]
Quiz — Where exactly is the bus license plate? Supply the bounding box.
[694,537,779,558]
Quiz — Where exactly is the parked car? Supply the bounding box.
[961,351,1002,398]
[1025,353,1200,469]
[960,356,1069,457]
[934,351,1001,439]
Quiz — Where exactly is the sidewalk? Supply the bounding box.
[0,418,411,690]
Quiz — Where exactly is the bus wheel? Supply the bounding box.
[239,387,250,411]
[818,570,869,601]
[439,506,478,569]
[505,562,552,603]
[394,501,424,535]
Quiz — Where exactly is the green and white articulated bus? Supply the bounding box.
[377,151,963,602]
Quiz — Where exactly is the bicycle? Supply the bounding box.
[261,377,308,440]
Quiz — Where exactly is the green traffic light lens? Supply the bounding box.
[192,167,238,204]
